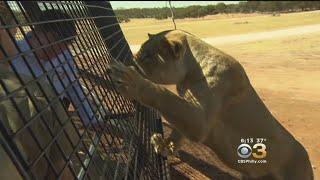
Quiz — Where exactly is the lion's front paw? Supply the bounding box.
[167,141,180,157]
[107,61,144,98]
[151,133,168,156]
[151,133,178,157]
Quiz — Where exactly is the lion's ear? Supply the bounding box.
[148,33,155,39]
[162,38,184,60]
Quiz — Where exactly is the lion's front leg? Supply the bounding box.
[107,62,207,142]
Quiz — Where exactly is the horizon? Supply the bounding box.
[110,1,240,9]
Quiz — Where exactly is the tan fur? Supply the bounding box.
[108,30,313,180]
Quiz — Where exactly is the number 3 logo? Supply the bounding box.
[252,143,267,159]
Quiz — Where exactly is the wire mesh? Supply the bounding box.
[0,1,169,179]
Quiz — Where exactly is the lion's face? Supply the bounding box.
[134,30,188,85]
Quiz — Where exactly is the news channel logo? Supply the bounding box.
[237,138,267,164]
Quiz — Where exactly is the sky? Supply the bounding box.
[110,1,240,9]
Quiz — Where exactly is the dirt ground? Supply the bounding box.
[150,28,320,179]
[122,10,320,45]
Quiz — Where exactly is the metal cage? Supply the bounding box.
[0,1,169,179]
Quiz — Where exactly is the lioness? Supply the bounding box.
[108,30,313,180]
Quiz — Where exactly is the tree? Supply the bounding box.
[114,1,320,20]
[216,2,227,13]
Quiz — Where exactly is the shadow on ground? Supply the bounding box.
[162,122,240,180]
[170,150,237,180]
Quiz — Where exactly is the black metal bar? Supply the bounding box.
[0,1,169,180]
[84,1,129,61]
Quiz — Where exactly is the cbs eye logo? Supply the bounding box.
[237,143,267,159]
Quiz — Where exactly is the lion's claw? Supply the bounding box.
[107,61,145,98]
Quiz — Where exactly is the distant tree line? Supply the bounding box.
[114,1,320,22]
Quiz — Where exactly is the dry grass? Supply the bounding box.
[120,10,320,45]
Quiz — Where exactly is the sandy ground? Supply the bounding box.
[130,23,320,52]
[129,24,320,179]
[205,23,320,46]
[122,10,320,45]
